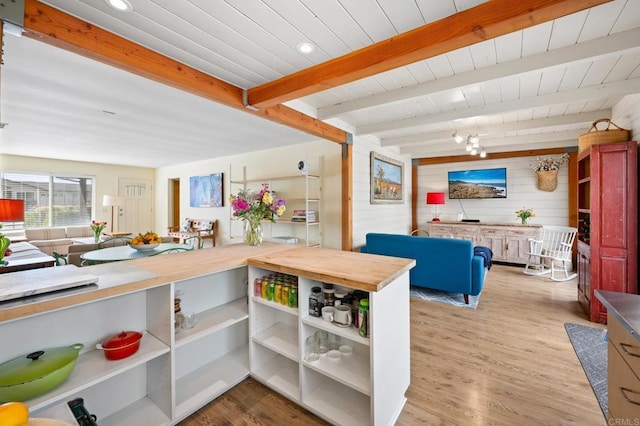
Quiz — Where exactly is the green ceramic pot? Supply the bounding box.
[0,235,10,265]
[0,343,83,402]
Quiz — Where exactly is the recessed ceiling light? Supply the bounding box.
[296,42,316,54]
[105,0,133,12]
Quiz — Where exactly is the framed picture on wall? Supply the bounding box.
[370,152,404,204]
[190,173,224,207]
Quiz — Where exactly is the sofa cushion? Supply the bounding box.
[180,217,191,232]
[192,219,213,231]
[25,228,67,240]
[66,225,93,238]
[27,238,74,256]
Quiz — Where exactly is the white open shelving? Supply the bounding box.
[302,346,370,395]
[174,344,249,420]
[1,248,410,425]
[229,163,323,247]
[301,315,370,346]
[246,265,411,425]
[28,334,169,412]
[252,322,298,361]
[175,297,248,348]
[251,351,300,402]
[303,370,371,426]
[99,395,171,426]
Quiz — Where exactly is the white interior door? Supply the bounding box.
[118,178,153,235]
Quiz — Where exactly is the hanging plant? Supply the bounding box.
[530,154,568,191]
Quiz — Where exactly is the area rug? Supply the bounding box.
[564,323,608,418]
[409,287,479,309]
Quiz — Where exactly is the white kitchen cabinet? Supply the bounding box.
[248,263,410,426]
[0,245,413,425]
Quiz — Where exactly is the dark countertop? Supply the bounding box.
[595,290,640,342]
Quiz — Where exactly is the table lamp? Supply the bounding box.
[426,192,445,222]
[0,199,25,265]
[0,198,25,229]
[102,195,123,232]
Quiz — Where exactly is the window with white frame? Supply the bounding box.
[0,172,95,229]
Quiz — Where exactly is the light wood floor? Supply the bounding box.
[180,264,606,425]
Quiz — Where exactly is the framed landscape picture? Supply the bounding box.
[370,152,404,204]
[190,173,224,207]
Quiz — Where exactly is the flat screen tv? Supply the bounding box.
[448,167,507,199]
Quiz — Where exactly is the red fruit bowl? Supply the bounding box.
[96,330,145,360]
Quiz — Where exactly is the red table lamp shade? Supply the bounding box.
[425,192,445,222]
[426,192,445,205]
[0,199,25,223]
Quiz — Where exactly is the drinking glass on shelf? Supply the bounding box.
[182,311,197,329]
[315,330,328,354]
[328,333,341,351]
[305,335,320,362]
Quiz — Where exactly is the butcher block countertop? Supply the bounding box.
[0,244,414,322]
[249,246,415,292]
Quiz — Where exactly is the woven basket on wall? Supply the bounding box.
[578,119,630,152]
[537,169,558,192]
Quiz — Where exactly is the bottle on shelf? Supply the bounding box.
[289,284,298,308]
[358,298,370,338]
[309,286,323,316]
[174,297,184,333]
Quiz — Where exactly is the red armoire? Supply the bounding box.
[577,140,638,323]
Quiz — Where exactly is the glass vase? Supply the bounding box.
[94,230,102,243]
[244,216,263,246]
[520,217,528,225]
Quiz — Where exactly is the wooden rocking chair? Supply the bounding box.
[523,225,578,281]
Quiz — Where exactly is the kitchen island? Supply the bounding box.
[0,244,414,425]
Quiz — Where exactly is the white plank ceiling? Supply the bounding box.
[1,0,639,167]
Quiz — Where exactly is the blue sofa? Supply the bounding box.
[360,233,486,304]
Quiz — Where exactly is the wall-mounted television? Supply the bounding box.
[448,168,507,199]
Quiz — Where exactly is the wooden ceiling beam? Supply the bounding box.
[416,147,570,166]
[247,0,613,110]
[21,0,348,144]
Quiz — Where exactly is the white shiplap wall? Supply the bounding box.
[351,136,413,249]
[417,156,570,228]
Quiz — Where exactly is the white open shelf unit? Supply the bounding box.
[0,249,410,425]
[247,264,410,425]
[228,160,323,247]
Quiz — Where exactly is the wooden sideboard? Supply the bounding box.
[427,221,542,265]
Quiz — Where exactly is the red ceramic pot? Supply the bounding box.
[96,330,144,360]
